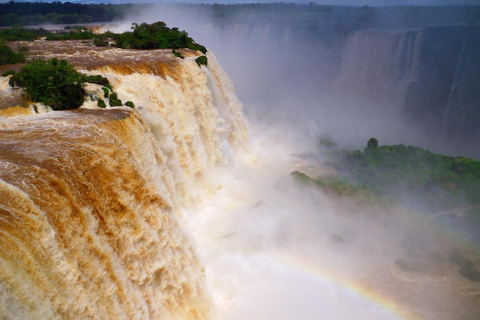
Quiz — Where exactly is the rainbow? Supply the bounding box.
[271,251,421,320]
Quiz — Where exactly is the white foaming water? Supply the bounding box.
[183,130,405,320]
[184,105,480,320]
[86,52,248,210]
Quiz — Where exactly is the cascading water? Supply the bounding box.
[0,42,247,320]
[1,39,479,320]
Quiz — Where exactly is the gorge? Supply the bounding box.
[1,10,480,320]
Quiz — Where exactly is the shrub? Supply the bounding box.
[125,101,135,108]
[0,40,26,65]
[97,98,106,108]
[367,137,378,148]
[112,22,207,53]
[1,70,15,77]
[93,37,109,47]
[83,75,110,86]
[195,56,208,67]
[0,27,51,41]
[319,134,336,149]
[109,92,122,107]
[46,29,94,41]
[102,86,110,98]
[187,42,207,55]
[9,58,85,110]
[172,49,184,59]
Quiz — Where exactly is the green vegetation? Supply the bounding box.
[97,98,106,108]
[111,22,207,54]
[8,58,111,111]
[125,101,135,108]
[293,137,480,248]
[9,58,85,110]
[319,133,336,149]
[367,137,378,148]
[0,40,26,65]
[324,138,480,212]
[108,92,122,107]
[0,26,52,41]
[1,70,16,77]
[102,87,110,98]
[0,2,478,31]
[46,28,94,41]
[93,37,109,47]
[83,75,110,87]
[195,56,208,67]
[0,22,207,56]
[0,2,127,26]
[172,49,185,59]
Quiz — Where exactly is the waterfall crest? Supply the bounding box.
[0,45,248,320]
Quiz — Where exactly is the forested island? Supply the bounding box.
[293,137,480,250]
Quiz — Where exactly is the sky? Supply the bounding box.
[1,0,480,6]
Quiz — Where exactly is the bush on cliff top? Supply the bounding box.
[111,21,207,54]
[9,58,115,110]
[9,58,85,110]
[195,56,208,67]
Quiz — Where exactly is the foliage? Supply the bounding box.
[0,2,478,31]
[9,58,85,110]
[195,56,208,67]
[94,37,109,47]
[110,22,207,54]
[97,98,106,108]
[0,26,52,41]
[326,138,480,212]
[108,92,122,107]
[367,137,378,148]
[0,2,128,26]
[83,75,110,87]
[101,87,110,98]
[1,70,15,77]
[172,49,184,59]
[0,40,26,65]
[319,133,336,149]
[46,29,94,41]
[125,101,135,108]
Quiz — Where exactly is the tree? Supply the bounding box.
[367,138,378,148]
[0,40,26,65]
[10,58,85,110]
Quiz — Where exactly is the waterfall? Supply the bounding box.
[332,29,417,107]
[0,46,247,320]
[443,37,466,129]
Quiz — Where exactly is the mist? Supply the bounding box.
[108,3,480,319]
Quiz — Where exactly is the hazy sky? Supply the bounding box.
[2,0,480,6]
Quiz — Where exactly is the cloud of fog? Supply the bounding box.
[183,127,478,319]
[110,4,480,319]
[118,3,480,159]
